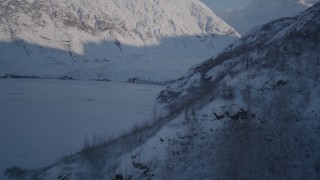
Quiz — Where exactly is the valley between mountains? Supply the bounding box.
[1,0,320,179]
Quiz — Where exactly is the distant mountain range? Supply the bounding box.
[218,0,320,34]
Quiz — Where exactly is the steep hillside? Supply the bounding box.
[5,2,320,180]
[220,0,319,34]
[157,2,320,178]
[0,0,239,82]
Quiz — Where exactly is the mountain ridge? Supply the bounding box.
[0,0,239,82]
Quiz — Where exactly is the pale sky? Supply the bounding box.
[202,0,252,12]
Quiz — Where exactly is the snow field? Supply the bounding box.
[0,78,164,179]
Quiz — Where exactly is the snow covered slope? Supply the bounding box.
[0,0,239,82]
[5,2,320,180]
[220,0,320,34]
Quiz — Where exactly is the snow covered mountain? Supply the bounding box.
[5,2,320,180]
[220,0,320,34]
[0,0,239,82]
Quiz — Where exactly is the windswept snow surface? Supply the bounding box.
[219,0,320,34]
[0,0,239,82]
[0,78,164,180]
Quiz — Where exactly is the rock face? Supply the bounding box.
[0,0,239,82]
[219,0,320,34]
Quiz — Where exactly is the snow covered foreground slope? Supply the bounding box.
[220,0,320,34]
[0,0,239,82]
[5,3,320,180]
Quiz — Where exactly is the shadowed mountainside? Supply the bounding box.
[0,33,237,83]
